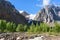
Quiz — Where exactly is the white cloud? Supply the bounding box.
[43,0,50,6]
[36,0,50,7]
[26,14,36,20]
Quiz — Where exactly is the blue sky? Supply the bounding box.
[8,0,60,14]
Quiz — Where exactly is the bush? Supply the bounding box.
[54,22,60,32]
[16,24,24,32]
[27,23,35,33]
[5,22,13,32]
[24,25,27,32]
[0,20,6,32]
[34,23,40,33]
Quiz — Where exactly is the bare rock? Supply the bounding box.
[0,0,27,25]
[34,5,60,24]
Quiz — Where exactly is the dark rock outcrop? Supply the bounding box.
[0,0,27,25]
[34,5,60,23]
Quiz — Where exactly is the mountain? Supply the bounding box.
[19,11,36,20]
[0,0,27,25]
[34,5,60,23]
[19,11,29,17]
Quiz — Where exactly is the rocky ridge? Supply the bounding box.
[0,0,27,25]
[34,5,60,23]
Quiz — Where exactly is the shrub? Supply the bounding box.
[11,23,16,32]
[54,22,60,33]
[27,23,35,33]
[34,23,40,33]
[5,22,13,32]
[16,24,24,32]
[24,25,27,32]
[0,20,6,32]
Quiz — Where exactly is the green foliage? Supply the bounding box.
[0,20,28,32]
[41,23,49,32]
[12,23,16,32]
[16,24,24,32]
[0,20,60,34]
[27,23,35,32]
[0,20,16,32]
[5,22,16,32]
[54,22,60,32]
[0,20,6,32]
[34,23,40,33]
[24,25,27,32]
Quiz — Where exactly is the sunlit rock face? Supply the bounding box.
[0,0,27,25]
[34,5,60,23]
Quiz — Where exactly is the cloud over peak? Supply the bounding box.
[43,0,50,6]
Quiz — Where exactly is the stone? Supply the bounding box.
[29,37,43,40]
[16,37,20,40]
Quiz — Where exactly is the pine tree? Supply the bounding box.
[6,22,13,32]
[34,23,39,33]
[12,23,16,32]
[28,23,35,32]
[24,25,27,32]
[0,20,6,32]
[16,24,24,32]
[54,22,60,32]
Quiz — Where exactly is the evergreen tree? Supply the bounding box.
[12,23,16,32]
[0,20,6,32]
[6,22,13,32]
[34,23,39,33]
[54,22,60,32]
[16,24,24,32]
[24,25,27,32]
[28,23,35,32]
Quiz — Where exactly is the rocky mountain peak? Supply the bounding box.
[34,5,60,23]
[0,0,27,25]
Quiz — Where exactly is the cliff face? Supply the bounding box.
[0,0,27,25]
[34,5,60,23]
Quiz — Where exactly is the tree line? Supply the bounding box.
[0,20,60,34]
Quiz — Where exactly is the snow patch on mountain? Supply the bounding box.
[19,11,24,13]
[26,14,36,20]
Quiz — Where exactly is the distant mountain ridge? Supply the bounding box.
[19,5,60,24]
[34,5,60,23]
[19,11,36,20]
